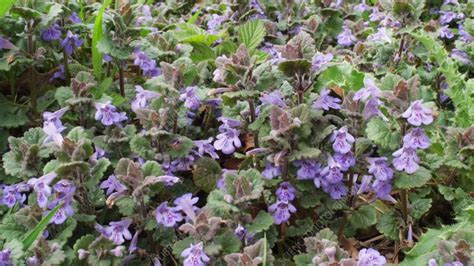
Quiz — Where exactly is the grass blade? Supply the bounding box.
[92,0,111,80]
[0,0,17,18]
[22,203,63,250]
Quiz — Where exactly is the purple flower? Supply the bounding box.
[334,151,356,171]
[179,86,201,111]
[103,54,113,62]
[0,37,15,50]
[47,180,76,224]
[451,49,472,64]
[372,179,394,200]
[369,8,385,22]
[100,175,127,195]
[109,246,126,257]
[27,172,57,208]
[443,0,458,5]
[293,159,322,180]
[181,242,210,266]
[259,91,287,108]
[312,52,333,72]
[95,219,133,245]
[363,98,388,121]
[353,77,381,102]
[49,198,74,224]
[42,24,61,42]
[312,88,342,111]
[262,162,281,179]
[90,144,106,164]
[357,248,386,266]
[403,128,430,149]
[330,127,355,154]
[43,120,64,146]
[367,157,393,181]
[129,231,140,253]
[50,64,66,81]
[61,31,83,56]
[268,200,296,225]
[356,175,373,195]
[217,117,242,129]
[193,138,219,159]
[131,85,161,111]
[439,26,454,39]
[207,14,228,34]
[321,155,344,184]
[439,11,456,25]
[323,181,347,200]
[43,107,68,130]
[367,27,392,43]
[0,249,13,266]
[1,183,28,208]
[133,50,160,78]
[337,26,356,46]
[174,193,199,222]
[458,25,474,43]
[276,182,296,201]
[250,0,266,19]
[94,101,127,126]
[354,2,369,12]
[155,201,183,227]
[214,127,241,155]
[234,224,247,240]
[401,100,434,126]
[70,12,82,24]
[171,155,195,172]
[260,42,282,64]
[392,146,419,174]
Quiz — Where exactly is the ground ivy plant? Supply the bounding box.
[0,0,473,265]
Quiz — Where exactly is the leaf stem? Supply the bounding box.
[118,62,125,97]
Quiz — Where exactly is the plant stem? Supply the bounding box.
[118,63,125,97]
[400,189,408,224]
[247,99,259,148]
[63,49,71,83]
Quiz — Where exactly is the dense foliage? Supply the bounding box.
[0,0,473,265]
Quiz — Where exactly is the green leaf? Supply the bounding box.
[41,3,63,26]
[247,211,274,234]
[190,42,215,62]
[278,59,312,77]
[0,0,16,18]
[315,62,365,92]
[22,203,63,250]
[239,19,266,50]
[213,231,241,254]
[287,218,314,237]
[73,234,95,252]
[130,135,155,160]
[205,190,239,217]
[116,197,135,216]
[172,237,194,261]
[350,205,377,230]
[0,215,28,242]
[0,96,29,128]
[192,157,222,193]
[411,198,432,220]
[394,167,431,189]
[141,161,164,177]
[289,146,321,161]
[167,136,193,159]
[376,211,400,240]
[92,0,111,80]
[365,117,401,150]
